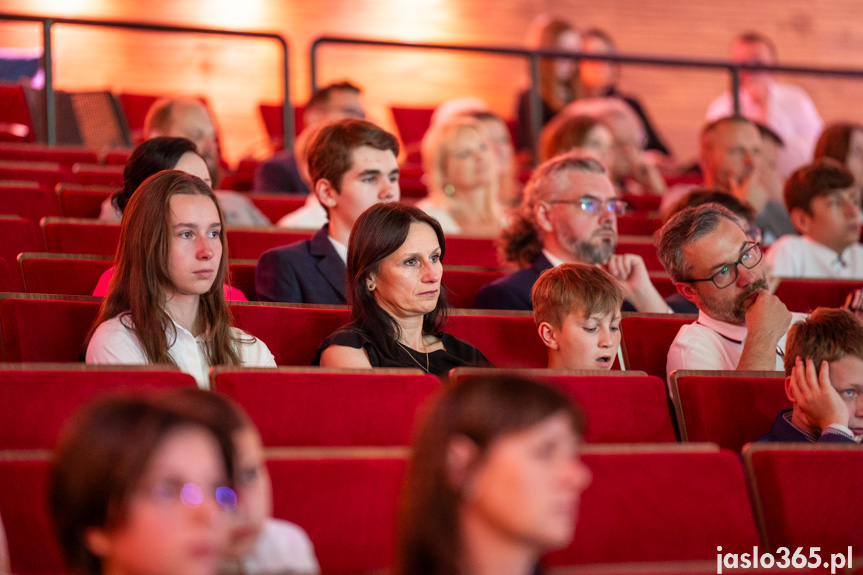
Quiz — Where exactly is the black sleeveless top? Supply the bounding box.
[312,326,493,377]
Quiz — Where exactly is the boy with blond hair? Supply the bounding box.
[532,262,623,370]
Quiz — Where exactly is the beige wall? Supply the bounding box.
[2,0,862,165]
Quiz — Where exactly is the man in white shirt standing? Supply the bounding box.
[705,31,823,179]
[656,203,806,382]
[765,158,863,278]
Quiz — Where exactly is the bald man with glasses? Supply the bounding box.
[656,203,806,383]
[475,152,671,312]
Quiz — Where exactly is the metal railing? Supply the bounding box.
[310,35,863,153]
[0,13,293,149]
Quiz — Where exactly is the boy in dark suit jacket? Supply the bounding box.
[255,119,400,303]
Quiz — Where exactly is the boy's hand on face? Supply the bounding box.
[790,357,849,431]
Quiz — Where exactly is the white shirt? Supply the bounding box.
[237,518,320,575]
[86,313,276,388]
[277,194,327,229]
[415,198,462,234]
[706,80,823,178]
[327,235,348,263]
[765,235,863,279]
[666,309,807,384]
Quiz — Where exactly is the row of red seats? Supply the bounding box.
[0,364,795,452]
[3,439,859,573]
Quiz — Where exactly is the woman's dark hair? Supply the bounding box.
[814,122,863,166]
[50,392,236,575]
[111,137,201,214]
[394,374,584,575]
[347,202,450,361]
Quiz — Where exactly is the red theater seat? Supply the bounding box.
[0,143,98,167]
[0,296,100,362]
[390,105,435,161]
[618,235,664,271]
[227,260,256,301]
[56,184,114,218]
[0,216,45,291]
[744,445,863,555]
[449,368,676,443]
[0,182,61,224]
[245,193,306,224]
[0,457,66,574]
[443,236,501,267]
[71,163,124,187]
[620,314,696,380]
[0,159,70,190]
[670,370,788,450]
[0,257,15,292]
[41,217,120,255]
[226,228,312,260]
[258,103,305,140]
[443,266,505,309]
[0,83,35,142]
[546,446,762,565]
[18,253,112,295]
[0,364,196,449]
[267,454,406,573]
[229,304,351,366]
[617,216,662,236]
[212,367,439,446]
[445,313,546,368]
[621,194,661,213]
[773,278,860,313]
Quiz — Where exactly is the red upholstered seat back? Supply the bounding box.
[229,304,351,366]
[773,278,859,313]
[41,218,120,255]
[0,298,100,361]
[212,368,439,446]
[675,373,789,450]
[71,163,124,187]
[0,160,70,190]
[0,257,15,292]
[617,215,662,236]
[442,267,505,309]
[390,106,435,162]
[20,255,112,295]
[449,369,676,443]
[745,446,863,554]
[267,456,406,573]
[442,236,501,267]
[246,193,306,224]
[0,458,67,574]
[227,261,256,301]
[0,83,36,142]
[258,103,305,139]
[445,313,546,368]
[546,447,762,565]
[56,184,113,218]
[0,183,61,223]
[0,143,98,167]
[621,315,695,380]
[617,236,664,271]
[225,228,312,260]
[0,366,196,449]
[0,216,44,291]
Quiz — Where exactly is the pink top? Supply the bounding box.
[92,267,248,301]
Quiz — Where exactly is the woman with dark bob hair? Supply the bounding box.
[50,392,238,575]
[394,374,592,575]
[313,202,491,375]
[85,170,275,387]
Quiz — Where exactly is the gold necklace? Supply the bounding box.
[396,340,430,373]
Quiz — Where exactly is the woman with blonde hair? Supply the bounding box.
[418,116,502,236]
[85,170,275,387]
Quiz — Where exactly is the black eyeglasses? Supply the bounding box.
[547,197,629,217]
[686,242,763,289]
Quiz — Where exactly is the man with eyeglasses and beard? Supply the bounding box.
[474,151,671,312]
[656,203,807,383]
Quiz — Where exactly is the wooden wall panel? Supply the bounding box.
[2,0,862,166]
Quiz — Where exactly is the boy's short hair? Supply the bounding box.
[783,158,855,215]
[783,307,863,375]
[532,263,623,328]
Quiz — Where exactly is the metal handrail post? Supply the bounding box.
[42,18,55,145]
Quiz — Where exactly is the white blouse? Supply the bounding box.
[86,313,276,388]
